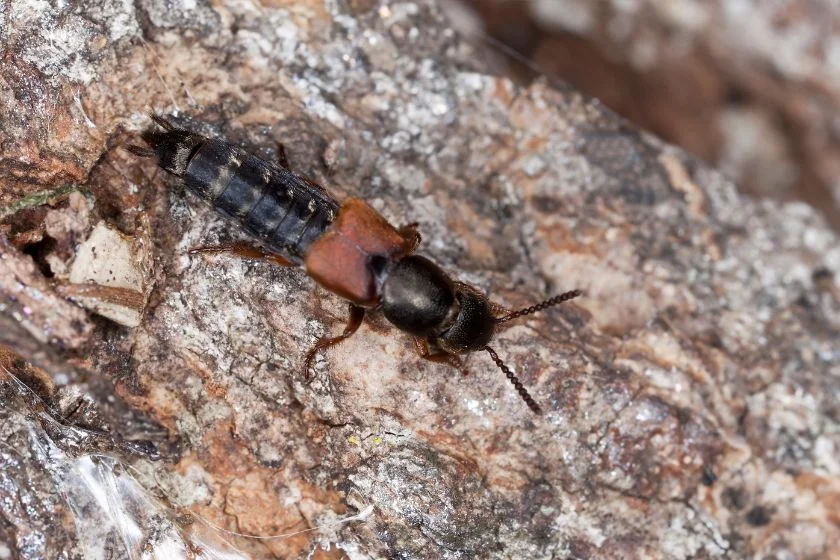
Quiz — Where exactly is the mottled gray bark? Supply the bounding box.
[0,1,838,559]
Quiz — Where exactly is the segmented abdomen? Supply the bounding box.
[184,138,339,264]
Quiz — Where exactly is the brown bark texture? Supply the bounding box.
[0,1,839,559]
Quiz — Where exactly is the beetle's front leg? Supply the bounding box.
[398,222,421,253]
[413,337,467,376]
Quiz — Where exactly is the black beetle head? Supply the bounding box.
[436,286,495,353]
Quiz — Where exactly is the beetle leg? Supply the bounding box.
[413,337,467,376]
[276,142,290,169]
[304,304,366,381]
[271,143,330,194]
[188,243,295,267]
[398,222,421,252]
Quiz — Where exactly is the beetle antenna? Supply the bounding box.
[484,346,542,415]
[495,289,582,324]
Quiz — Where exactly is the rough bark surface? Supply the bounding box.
[0,1,838,559]
[459,0,840,230]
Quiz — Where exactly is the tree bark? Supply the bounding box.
[0,1,838,559]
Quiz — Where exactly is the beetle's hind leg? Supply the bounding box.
[188,243,295,267]
[304,304,366,381]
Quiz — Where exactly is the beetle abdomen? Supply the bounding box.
[183,138,339,263]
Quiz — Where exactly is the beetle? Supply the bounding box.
[129,115,582,414]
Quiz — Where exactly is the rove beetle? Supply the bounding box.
[130,116,582,414]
